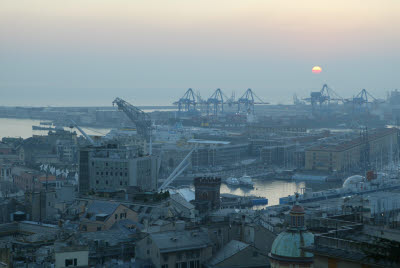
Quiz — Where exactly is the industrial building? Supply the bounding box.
[305,128,398,172]
[78,144,158,194]
[189,139,249,168]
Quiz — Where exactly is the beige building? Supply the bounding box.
[305,128,398,172]
[79,200,138,232]
[55,244,89,268]
[136,229,213,268]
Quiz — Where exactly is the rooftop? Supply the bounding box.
[150,229,211,253]
[208,240,249,266]
[83,200,121,221]
[187,139,230,145]
[308,128,397,152]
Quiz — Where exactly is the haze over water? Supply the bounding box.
[1,0,399,106]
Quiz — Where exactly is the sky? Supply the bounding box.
[0,0,399,106]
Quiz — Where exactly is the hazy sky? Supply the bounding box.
[1,0,399,106]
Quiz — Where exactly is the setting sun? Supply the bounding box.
[312,66,322,73]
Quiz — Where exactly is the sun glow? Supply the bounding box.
[312,66,322,73]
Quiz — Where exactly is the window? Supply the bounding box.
[162,265,169,268]
[189,260,199,268]
[120,181,122,186]
[106,162,108,166]
[65,258,77,267]
[106,180,108,185]
[176,262,187,268]
[106,172,108,175]
[253,251,258,257]
[97,226,101,231]
[96,180,99,184]
[115,214,118,219]
[162,254,169,262]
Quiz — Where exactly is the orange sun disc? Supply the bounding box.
[312,66,322,73]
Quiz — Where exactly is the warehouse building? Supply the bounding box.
[79,144,158,194]
[305,128,398,172]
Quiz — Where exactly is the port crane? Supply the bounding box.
[174,88,198,114]
[345,89,381,115]
[303,84,343,116]
[207,88,226,116]
[235,88,268,114]
[173,88,267,117]
[112,98,152,141]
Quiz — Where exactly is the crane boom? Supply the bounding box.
[69,119,96,146]
[112,98,152,141]
[158,148,195,191]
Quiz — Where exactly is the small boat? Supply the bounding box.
[226,177,240,187]
[239,175,254,188]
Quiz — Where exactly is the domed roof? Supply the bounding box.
[291,204,305,213]
[270,231,314,259]
[343,175,364,189]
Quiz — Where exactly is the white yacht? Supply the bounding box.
[239,174,254,188]
[226,177,240,187]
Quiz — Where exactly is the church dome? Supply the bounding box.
[268,201,314,267]
[270,231,314,258]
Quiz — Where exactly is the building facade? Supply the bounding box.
[136,229,213,268]
[305,128,398,172]
[79,144,158,194]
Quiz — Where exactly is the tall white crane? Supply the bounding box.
[69,119,97,146]
[158,147,195,191]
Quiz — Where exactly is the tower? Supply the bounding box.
[193,176,221,212]
[268,199,314,267]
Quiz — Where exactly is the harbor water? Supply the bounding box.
[1,118,343,206]
[0,118,110,139]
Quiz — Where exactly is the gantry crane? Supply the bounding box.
[303,84,343,116]
[345,89,381,115]
[235,88,268,114]
[174,88,198,113]
[207,88,225,116]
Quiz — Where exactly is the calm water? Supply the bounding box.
[1,118,343,206]
[220,178,342,206]
[0,118,110,139]
[173,178,343,207]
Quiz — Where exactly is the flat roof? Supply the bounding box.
[308,128,398,152]
[150,230,211,253]
[187,139,230,145]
